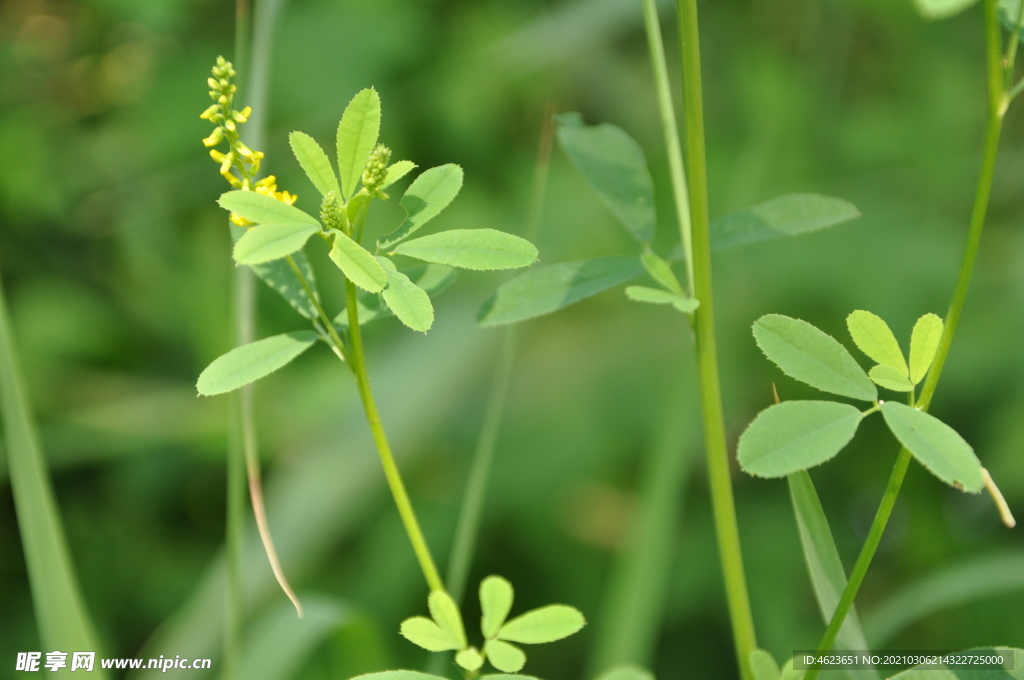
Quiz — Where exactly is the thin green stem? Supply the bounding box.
[285,255,346,358]
[345,280,444,593]
[676,1,757,678]
[805,3,1005,677]
[642,0,694,293]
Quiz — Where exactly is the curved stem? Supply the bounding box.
[676,1,757,678]
[805,2,1005,677]
[345,280,444,593]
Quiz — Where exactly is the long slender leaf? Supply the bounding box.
[0,269,108,674]
[289,131,341,198]
[197,332,320,396]
[789,472,879,680]
[336,88,381,200]
[393,229,538,271]
[477,256,644,327]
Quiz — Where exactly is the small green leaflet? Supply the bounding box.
[233,222,320,265]
[909,313,943,385]
[709,194,860,251]
[382,267,434,333]
[738,401,864,478]
[336,88,381,200]
[335,264,455,328]
[485,640,526,673]
[640,252,683,295]
[913,0,981,20]
[497,605,585,644]
[219,190,319,226]
[428,589,467,650]
[624,286,699,313]
[869,365,914,392]
[394,229,538,271]
[753,315,877,402]
[477,256,644,327]
[846,310,908,376]
[378,164,464,249]
[481,576,515,639]
[556,113,656,244]
[456,648,484,672]
[349,672,448,680]
[382,160,417,190]
[750,649,781,680]
[400,617,461,652]
[289,131,341,198]
[595,667,656,680]
[880,402,984,493]
[887,647,1023,679]
[197,331,319,396]
[329,230,387,293]
[788,472,878,680]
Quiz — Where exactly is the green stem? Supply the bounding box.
[805,3,1005,677]
[642,0,694,293]
[345,280,444,593]
[676,1,757,678]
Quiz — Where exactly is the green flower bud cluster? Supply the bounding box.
[361,143,391,196]
[320,191,346,233]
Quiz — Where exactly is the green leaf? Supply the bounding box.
[481,575,515,639]
[477,256,644,327]
[869,365,914,392]
[399,616,461,652]
[485,639,527,673]
[197,332,319,396]
[753,315,877,402]
[909,313,944,385]
[0,270,109,675]
[346,190,372,225]
[480,676,542,680]
[393,229,538,271]
[672,297,700,314]
[289,131,341,198]
[457,648,485,672]
[880,402,984,492]
[381,267,434,333]
[335,264,455,328]
[428,589,467,649]
[378,164,464,249]
[750,649,781,680]
[640,252,683,295]
[887,647,1023,679]
[329,230,387,293]
[382,160,417,190]
[738,401,864,478]
[846,310,908,375]
[624,286,698,316]
[336,88,381,200]
[789,472,879,680]
[219,190,319,226]
[780,659,805,680]
[350,672,449,680]
[595,667,656,680]
[556,114,655,243]
[233,222,321,265]
[913,0,981,20]
[497,605,585,644]
[249,249,319,320]
[710,194,859,251]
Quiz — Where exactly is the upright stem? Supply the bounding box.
[676,1,757,678]
[641,0,694,293]
[345,280,444,593]
[804,3,1005,677]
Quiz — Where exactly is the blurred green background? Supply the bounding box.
[1,0,1022,678]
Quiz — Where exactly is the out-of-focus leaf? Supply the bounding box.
[846,311,907,375]
[477,257,644,327]
[196,332,319,396]
[868,365,914,392]
[914,0,982,20]
[738,401,864,477]
[350,672,448,680]
[233,222,320,265]
[709,194,859,251]
[750,649,781,680]
[329,230,388,293]
[789,472,879,680]
[382,160,417,190]
[219,190,319,226]
[880,402,984,492]
[556,113,655,243]
[289,131,340,198]
[0,270,108,675]
[486,639,527,673]
[249,249,319,320]
[753,315,877,402]
[456,647,485,672]
[639,252,683,295]
[378,165,464,249]
[481,576,515,639]
[595,667,656,680]
[909,314,944,385]
[237,597,350,680]
[393,229,538,271]
[886,647,1022,679]
[498,605,585,644]
[336,88,381,200]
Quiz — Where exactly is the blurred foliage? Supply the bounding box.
[1,0,1023,678]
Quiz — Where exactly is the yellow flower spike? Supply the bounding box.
[202,128,224,147]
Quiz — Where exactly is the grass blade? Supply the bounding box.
[0,268,108,674]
